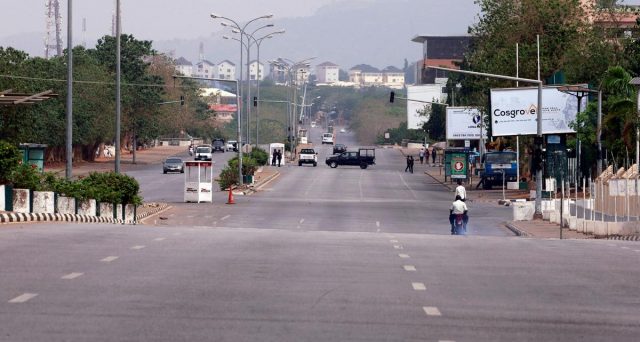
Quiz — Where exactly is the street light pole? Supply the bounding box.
[65,0,73,179]
[212,13,273,185]
[115,0,122,174]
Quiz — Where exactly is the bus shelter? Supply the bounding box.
[184,161,214,203]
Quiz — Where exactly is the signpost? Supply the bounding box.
[450,152,468,180]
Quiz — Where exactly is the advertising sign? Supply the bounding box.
[446,107,487,140]
[450,153,468,179]
[406,85,443,129]
[490,86,588,136]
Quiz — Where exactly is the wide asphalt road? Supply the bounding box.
[1,127,639,341]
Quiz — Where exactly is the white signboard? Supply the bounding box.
[446,107,487,140]
[406,85,443,129]
[490,86,588,136]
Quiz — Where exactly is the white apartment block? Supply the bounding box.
[217,60,236,80]
[316,62,340,84]
[175,57,193,77]
[194,60,216,79]
[248,60,265,81]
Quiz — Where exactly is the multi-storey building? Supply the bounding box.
[316,62,340,84]
[217,60,236,80]
[175,57,193,77]
[194,60,216,79]
[248,60,265,82]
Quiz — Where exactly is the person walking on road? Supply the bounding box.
[271,151,277,166]
[419,149,425,164]
[425,149,430,164]
[455,179,466,201]
[405,155,412,172]
[276,150,282,167]
[431,148,437,164]
[409,155,414,173]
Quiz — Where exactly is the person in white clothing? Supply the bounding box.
[455,179,466,202]
[449,195,469,234]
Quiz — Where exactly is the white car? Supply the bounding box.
[194,145,212,161]
[321,133,334,145]
[227,140,238,151]
[339,128,346,133]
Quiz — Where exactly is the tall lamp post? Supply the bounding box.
[211,13,273,185]
[65,0,73,179]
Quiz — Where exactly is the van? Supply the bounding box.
[195,145,212,161]
[322,133,334,145]
[212,138,225,153]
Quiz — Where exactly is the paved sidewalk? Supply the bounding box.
[505,220,593,239]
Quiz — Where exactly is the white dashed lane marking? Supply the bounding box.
[376,221,381,227]
[412,282,426,291]
[101,256,119,263]
[394,245,403,250]
[154,237,166,241]
[61,272,84,280]
[221,215,231,221]
[403,265,417,272]
[390,239,399,243]
[131,245,146,250]
[299,218,305,224]
[8,293,38,303]
[423,306,442,316]
[621,246,630,250]
[399,253,410,258]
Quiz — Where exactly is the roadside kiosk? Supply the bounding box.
[184,160,214,203]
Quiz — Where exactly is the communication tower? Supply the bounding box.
[44,0,63,58]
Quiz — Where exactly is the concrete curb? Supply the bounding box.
[595,235,640,241]
[423,170,454,191]
[0,203,170,225]
[504,222,532,237]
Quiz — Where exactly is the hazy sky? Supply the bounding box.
[2,0,373,41]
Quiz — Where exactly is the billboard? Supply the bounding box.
[490,86,588,136]
[406,85,443,129]
[446,107,487,140]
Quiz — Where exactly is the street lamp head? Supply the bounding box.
[262,14,274,19]
[210,13,219,19]
[220,22,228,27]
[231,29,240,34]
[222,35,230,40]
[265,24,275,27]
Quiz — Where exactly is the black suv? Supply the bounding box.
[212,138,225,153]
[333,144,347,154]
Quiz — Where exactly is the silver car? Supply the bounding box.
[163,157,184,174]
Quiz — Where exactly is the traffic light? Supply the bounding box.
[389,91,395,103]
[180,95,185,106]
[253,96,258,107]
[532,147,544,172]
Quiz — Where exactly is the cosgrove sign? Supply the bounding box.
[446,107,487,140]
[490,86,587,136]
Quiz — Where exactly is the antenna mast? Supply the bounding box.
[44,0,63,58]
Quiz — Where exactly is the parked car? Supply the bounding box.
[333,144,347,154]
[195,145,212,161]
[322,133,334,144]
[163,157,184,174]
[212,138,225,153]
[326,148,375,169]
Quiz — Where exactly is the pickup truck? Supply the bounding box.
[298,148,318,167]
[325,148,375,169]
[194,145,212,161]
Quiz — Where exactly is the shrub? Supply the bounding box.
[249,147,269,166]
[217,166,238,190]
[0,141,21,184]
[216,155,258,190]
[8,164,42,190]
[79,172,142,205]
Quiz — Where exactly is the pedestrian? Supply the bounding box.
[455,179,466,202]
[276,149,282,167]
[431,148,436,164]
[425,148,430,164]
[271,150,277,166]
[405,155,411,172]
[419,149,425,164]
[409,155,414,173]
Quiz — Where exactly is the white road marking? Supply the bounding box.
[399,253,410,258]
[221,215,231,221]
[621,246,630,250]
[299,218,305,225]
[9,293,38,303]
[393,245,403,250]
[403,265,417,271]
[397,172,418,200]
[423,306,442,316]
[131,245,146,250]
[61,272,84,280]
[607,244,617,247]
[376,221,380,227]
[390,239,399,243]
[359,171,364,200]
[154,237,166,241]
[634,250,640,252]
[412,282,426,291]
[101,256,119,263]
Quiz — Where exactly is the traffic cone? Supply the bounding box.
[226,185,235,205]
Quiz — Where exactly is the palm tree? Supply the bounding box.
[601,66,637,163]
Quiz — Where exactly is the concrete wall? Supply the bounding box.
[32,191,55,214]
[12,189,30,213]
[77,199,97,216]
[99,203,114,218]
[57,196,76,215]
[0,185,5,211]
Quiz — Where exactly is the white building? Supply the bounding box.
[316,62,339,84]
[175,57,193,77]
[194,60,216,79]
[382,66,405,88]
[217,60,236,80]
[349,64,382,86]
[248,60,265,82]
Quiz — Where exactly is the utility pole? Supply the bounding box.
[65,0,73,179]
